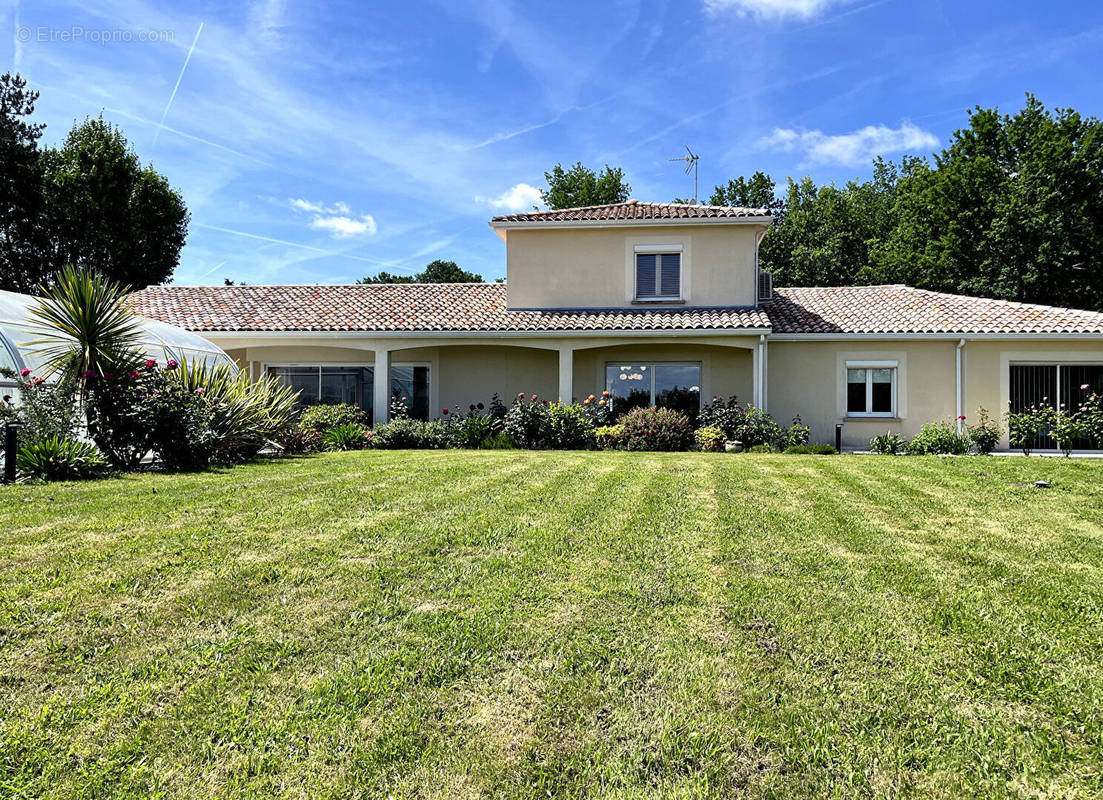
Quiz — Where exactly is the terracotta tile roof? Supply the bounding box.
[129,283,770,333]
[129,283,1103,336]
[490,201,771,223]
[768,285,1103,335]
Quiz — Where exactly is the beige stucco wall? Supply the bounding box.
[436,345,557,412]
[768,339,960,449]
[503,224,766,309]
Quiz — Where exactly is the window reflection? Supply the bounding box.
[605,362,701,420]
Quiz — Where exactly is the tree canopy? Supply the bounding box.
[715,96,1103,311]
[541,162,630,210]
[358,259,483,284]
[0,74,189,293]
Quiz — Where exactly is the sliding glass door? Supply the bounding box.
[1009,363,1103,450]
[268,364,431,420]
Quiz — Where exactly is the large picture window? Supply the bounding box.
[846,363,896,417]
[605,362,701,419]
[267,364,431,420]
[1010,363,1103,450]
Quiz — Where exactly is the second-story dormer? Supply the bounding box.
[489,201,773,310]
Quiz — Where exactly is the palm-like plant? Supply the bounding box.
[172,356,299,461]
[27,265,143,384]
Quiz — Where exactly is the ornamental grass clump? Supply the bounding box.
[16,436,108,482]
[320,423,370,451]
[619,407,693,452]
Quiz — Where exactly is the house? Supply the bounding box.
[130,201,1103,451]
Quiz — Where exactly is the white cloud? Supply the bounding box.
[288,199,377,238]
[703,0,842,19]
[476,183,544,212]
[756,122,938,166]
[308,215,378,238]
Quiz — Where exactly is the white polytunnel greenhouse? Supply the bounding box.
[1,288,234,401]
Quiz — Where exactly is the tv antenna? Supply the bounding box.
[669,145,699,204]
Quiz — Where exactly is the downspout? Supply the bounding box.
[757,334,767,410]
[956,338,966,434]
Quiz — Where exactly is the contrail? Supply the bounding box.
[153,21,203,146]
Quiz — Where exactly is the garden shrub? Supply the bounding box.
[695,425,726,452]
[502,394,555,449]
[478,432,518,449]
[966,407,1001,454]
[1051,412,1087,458]
[146,373,218,471]
[907,421,969,455]
[579,391,615,427]
[17,436,108,481]
[372,417,450,449]
[869,432,907,455]
[784,444,836,455]
[696,395,784,448]
[1079,390,1103,447]
[619,407,693,452]
[276,427,320,455]
[298,403,370,434]
[321,423,369,451]
[594,425,625,450]
[746,444,775,453]
[546,403,595,449]
[448,409,499,449]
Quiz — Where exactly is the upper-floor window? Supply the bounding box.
[635,250,681,301]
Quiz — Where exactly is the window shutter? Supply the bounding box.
[660,253,680,297]
[636,254,657,297]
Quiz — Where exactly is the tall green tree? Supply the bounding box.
[0,73,47,293]
[41,116,189,289]
[873,95,1103,310]
[709,171,784,221]
[540,162,630,209]
[358,259,483,284]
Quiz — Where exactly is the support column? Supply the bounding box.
[956,338,966,433]
[759,334,768,412]
[558,345,574,403]
[373,348,390,426]
[753,335,768,410]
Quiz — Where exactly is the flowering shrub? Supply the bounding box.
[16,436,108,482]
[320,423,370,451]
[0,368,80,447]
[502,394,555,449]
[907,421,969,455]
[594,425,626,450]
[696,396,745,438]
[695,425,726,452]
[869,432,907,454]
[619,407,693,451]
[1079,390,1103,447]
[298,403,370,434]
[966,408,1001,454]
[1051,412,1087,458]
[1006,404,1051,456]
[145,373,219,471]
[579,391,615,427]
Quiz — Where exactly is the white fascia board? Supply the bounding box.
[768,332,1103,341]
[488,217,772,232]
[197,327,772,342]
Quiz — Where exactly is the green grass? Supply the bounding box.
[2,451,1102,799]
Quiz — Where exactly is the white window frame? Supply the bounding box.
[632,243,683,302]
[605,360,702,408]
[845,360,897,418]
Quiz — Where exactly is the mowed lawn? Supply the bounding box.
[1,452,1102,799]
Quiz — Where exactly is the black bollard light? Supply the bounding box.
[3,422,20,484]
[835,423,843,453]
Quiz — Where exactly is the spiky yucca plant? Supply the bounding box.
[27,265,144,386]
[171,356,299,461]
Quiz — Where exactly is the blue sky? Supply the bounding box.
[3,0,1102,285]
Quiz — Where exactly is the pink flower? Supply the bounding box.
[531,394,538,401]
[18,367,31,377]
[518,392,525,399]
[195,387,205,395]
[144,359,157,370]
[129,371,140,379]
[166,359,178,370]
[82,369,97,379]
[32,377,43,386]
[1082,383,1091,390]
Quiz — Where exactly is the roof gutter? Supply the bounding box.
[193,327,774,341]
